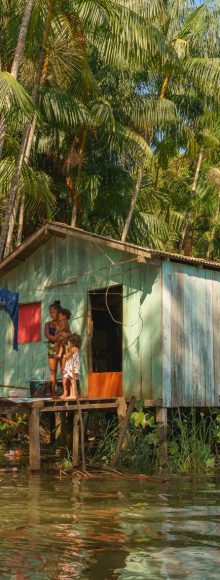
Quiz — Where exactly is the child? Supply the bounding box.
[54,308,72,358]
[60,334,82,399]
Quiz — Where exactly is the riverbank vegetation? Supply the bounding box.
[0,0,220,259]
[1,406,220,475]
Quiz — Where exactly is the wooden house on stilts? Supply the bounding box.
[0,221,220,411]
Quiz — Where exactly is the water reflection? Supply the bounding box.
[0,474,220,578]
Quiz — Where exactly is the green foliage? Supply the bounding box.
[1,0,220,259]
[0,415,28,447]
[168,408,220,473]
[86,405,220,475]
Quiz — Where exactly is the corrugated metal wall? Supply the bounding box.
[162,261,220,407]
[0,235,162,399]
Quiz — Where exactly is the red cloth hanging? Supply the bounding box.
[18,302,41,343]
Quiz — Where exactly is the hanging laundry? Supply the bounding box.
[0,288,19,350]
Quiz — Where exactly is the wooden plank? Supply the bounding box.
[171,267,184,406]
[191,269,206,406]
[183,267,193,406]
[162,262,172,406]
[212,270,220,405]
[143,398,163,407]
[205,270,214,405]
[139,264,153,400]
[122,263,142,398]
[40,402,119,412]
[29,406,41,471]
[151,268,162,402]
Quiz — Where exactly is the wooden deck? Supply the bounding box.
[0,396,120,414]
[0,396,166,471]
[0,397,124,472]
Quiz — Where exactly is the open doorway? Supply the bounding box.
[88,285,122,373]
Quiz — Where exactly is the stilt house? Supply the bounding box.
[0,221,219,408]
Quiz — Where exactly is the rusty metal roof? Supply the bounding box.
[0,221,220,275]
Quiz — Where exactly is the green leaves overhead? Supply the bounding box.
[110,123,152,159]
[0,72,34,117]
[183,58,220,100]
[0,156,55,218]
[90,99,115,130]
[39,89,91,130]
[128,98,178,130]
[1,0,220,260]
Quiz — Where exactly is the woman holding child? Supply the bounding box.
[45,300,81,399]
[44,300,72,398]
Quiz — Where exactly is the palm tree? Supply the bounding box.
[0,0,169,256]
[120,0,220,242]
[0,0,35,157]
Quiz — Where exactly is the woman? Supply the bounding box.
[44,300,62,398]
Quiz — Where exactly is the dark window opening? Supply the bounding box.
[89,285,122,372]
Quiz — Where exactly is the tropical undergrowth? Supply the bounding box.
[1,405,220,474]
[86,403,220,475]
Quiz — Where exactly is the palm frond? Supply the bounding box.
[183,58,220,100]
[0,71,34,116]
[39,89,91,130]
[175,3,207,42]
[90,99,115,131]
[0,155,55,218]
[128,98,178,130]
[109,122,152,159]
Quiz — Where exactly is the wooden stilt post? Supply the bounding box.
[66,411,73,451]
[117,397,127,432]
[50,412,56,446]
[72,411,79,467]
[29,404,41,472]
[111,396,136,469]
[55,412,61,441]
[156,407,168,464]
[60,412,68,447]
[74,388,86,472]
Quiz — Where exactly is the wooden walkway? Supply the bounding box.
[0,396,167,471]
[0,397,124,471]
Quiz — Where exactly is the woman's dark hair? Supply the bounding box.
[70,333,82,349]
[61,308,71,320]
[49,300,62,312]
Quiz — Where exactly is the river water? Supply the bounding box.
[0,473,220,579]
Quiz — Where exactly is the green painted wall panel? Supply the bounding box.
[0,235,162,399]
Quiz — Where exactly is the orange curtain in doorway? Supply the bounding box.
[88,372,122,398]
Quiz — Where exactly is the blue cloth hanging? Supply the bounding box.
[0,288,19,351]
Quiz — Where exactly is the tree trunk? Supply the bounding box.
[120,77,169,243]
[71,129,87,227]
[181,146,204,255]
[206,198,220,259]
[11,0,35,79]
[16,193,25,247]
[121,167,143,243]
[0,0,55,260]
[4,191,22,256]
[0,0,35,159]
[159,76,170,100]
[3,113,37,257]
